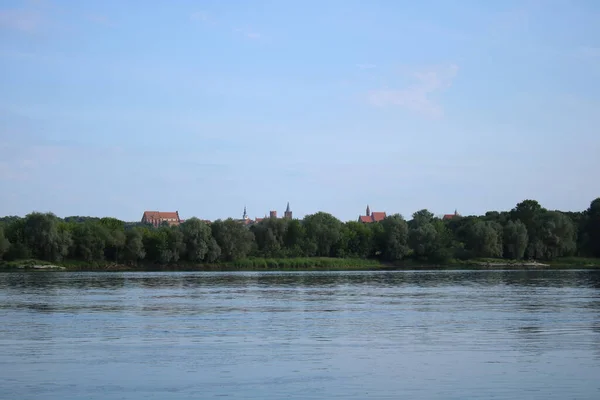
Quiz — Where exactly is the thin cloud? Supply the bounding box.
[190,11,216,25]
[0,9,41,32]
[234,27,262,40]
[367,64,459,118]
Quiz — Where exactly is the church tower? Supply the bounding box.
[284,202,292,219]
[243,206,248,220]
[366,205,371,217]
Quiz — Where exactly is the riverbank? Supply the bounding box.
[2,257,600,272]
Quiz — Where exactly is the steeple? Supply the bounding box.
[284,202,292,219]
[243,206,248,220]
[366,205,371,217]
[286,202,290,213]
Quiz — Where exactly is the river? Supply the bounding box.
[1,270,599,399]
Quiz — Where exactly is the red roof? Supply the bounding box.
[142,211,180,221]
[371,212,386,222]
[443,214,457,220]
[359,211,387,223]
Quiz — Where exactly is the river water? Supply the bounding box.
[1,270,599,399]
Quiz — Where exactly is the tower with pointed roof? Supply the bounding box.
[366,205,371,217]
[243,206,248,220]
[284,202,292,219]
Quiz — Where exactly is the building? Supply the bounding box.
[358,205,386,223]
[443,210,461,220]
[284,202,293,219]
[237,203,293,226]
[141,211,181,227]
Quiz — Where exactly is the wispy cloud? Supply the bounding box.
[0,9,41,32]
[234,27,262,40]
[190,11,214,23]
[190,10,262,40]
[367,64,459,118]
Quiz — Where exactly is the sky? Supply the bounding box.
[1,0,599,222]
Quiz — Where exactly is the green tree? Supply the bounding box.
[534,211,577,260]
[302,212,342,257]
[466,221,503,258]
[0,225,10,260]
[503,220,528,260]
[123,228,145,263]
[22,212,71,262]
[251,218,288,258]
[378,214,410,261]
[211,219,255,261]
[71,221,109,262]
[409,212,453,262]
[510,200,546,258]
[344,221,374,258]
[180,218,212,262]
[584,198,600,257]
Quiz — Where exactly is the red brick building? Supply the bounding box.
[141,211,181,227]
[358,205,386,223]
[443,210,461,220]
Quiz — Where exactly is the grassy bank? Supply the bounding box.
[2,257,600,272]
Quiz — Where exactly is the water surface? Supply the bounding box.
[1,270,599,399]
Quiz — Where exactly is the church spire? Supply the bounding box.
[284,202,292,219]
[366,204,371,216]
[243,206,247,219]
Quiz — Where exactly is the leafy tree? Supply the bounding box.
[584,198,600,257]
[302,212,342,257]
[503,220,528,260]
[211,219,254,261]
[0,225,10,260]
[123,228,145,263]
[71,221,109,262]
[180,218,212,262]
[22,212,71,262]
[378,215,410,261]
[466,221,503,258]
[510,200,546,258]
[344,221,375,258]
[534,211,577,260]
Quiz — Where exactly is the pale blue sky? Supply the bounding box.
[1,0,599,222]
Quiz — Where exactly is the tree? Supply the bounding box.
[344,221,374,258]
[584,198,600,257]
[211,219,255,261]
[409,215,452,262]
[378,215,410,261]
[180,218,212,262]
[534,211,577,260]
[0,225,10,260]
[511,200,546,259]
[123,228,145,263]
[70,221,108,262]
[22,212,71,262]
[503,220,528,260]
[466,221,503,258]
[302,212,342,257]
[251,218,288,258]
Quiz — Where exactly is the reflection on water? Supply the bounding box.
[1,270,599,399]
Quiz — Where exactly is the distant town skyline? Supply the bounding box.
[1,1,599,221]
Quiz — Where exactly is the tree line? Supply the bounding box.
[1,198,599,265]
